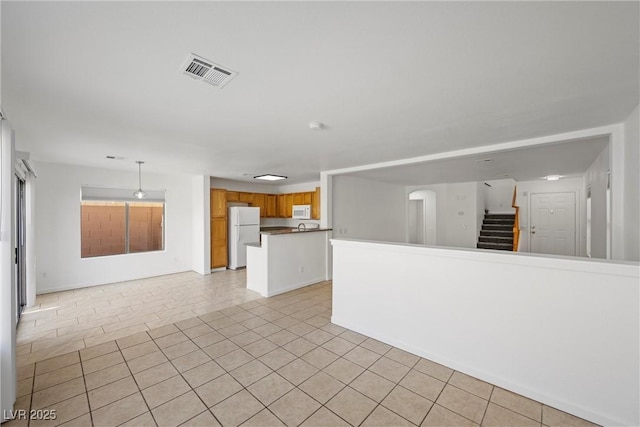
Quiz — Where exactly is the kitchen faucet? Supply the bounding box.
[297,223,306,231]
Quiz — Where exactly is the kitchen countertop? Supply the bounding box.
[259,227,333,235]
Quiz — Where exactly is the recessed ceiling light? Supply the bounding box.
[254,174,287,181]
[106,155,126,160]
[309,122,326,130]
[475,158,493,163]
[545,174,562,181]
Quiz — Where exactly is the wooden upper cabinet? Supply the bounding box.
[277,194,287,218]
[266,195,277,217]
[312,187,321,219]
[252,193,266,216]
[238,192,254,203]
[210,189,227,218]
[292,193,305,205]
[285,194,293,218]
[226,191,239,202]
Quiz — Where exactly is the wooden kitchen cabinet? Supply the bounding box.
[285,194,293,218]
[277,194,293,218]
[210,218,228,268]
[210,188,228,269]
[210,188,227,218]
[226,191,239,202]
[292,193,305,205]
[312,187,320,219]
[265,195,277,217]
[238,192,254,203]
[252,193,266,216]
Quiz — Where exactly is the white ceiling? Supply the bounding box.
[347,136,609,186]
[2,2,638,184]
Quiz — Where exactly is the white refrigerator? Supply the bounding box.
[228,207,260,270]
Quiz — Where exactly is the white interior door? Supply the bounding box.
[530,192,576,256]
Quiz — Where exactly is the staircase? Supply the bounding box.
[477,213,516,251]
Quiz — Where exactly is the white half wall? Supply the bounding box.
[623,104,639,261]
[332,175,405,242]
[247,231,330,297]
[331,238,640,427]
[34,161,194,293]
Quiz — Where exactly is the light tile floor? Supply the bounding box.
[16,270,259,367]
[10,272,599,427]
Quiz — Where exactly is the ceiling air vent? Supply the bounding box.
[180,53,238,89]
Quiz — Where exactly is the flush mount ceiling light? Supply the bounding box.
[133,161,147,199]
[545,174,562,181]
[106,155,126,160]
[309,122,326,130]
[254,174,287,181]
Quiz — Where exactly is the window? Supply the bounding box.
[81,187,165,258]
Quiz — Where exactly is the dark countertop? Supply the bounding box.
[260,227,332,235]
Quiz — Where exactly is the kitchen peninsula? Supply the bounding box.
[246,228,332,297]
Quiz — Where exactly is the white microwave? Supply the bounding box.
[292,205,311,219]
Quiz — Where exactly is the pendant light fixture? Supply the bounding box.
[133,161,147,199]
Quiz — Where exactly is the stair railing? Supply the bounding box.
[512,186,520,251]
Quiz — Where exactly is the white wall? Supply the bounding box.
[210,177,280,194]
[623,104,639,261]
[35,161,194,293]
[483,178,516,213]
[583,147,610,259]
[331,239,640,427]
[209,178,320,195]
[515,177,584,255]
[191,175,210,275]
[408,182,481,249]
[332,175,405,242]
[0,120,17,421]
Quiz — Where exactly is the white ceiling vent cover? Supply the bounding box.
[180,53,238,88]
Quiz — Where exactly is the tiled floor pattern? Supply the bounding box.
[10,278,599,427]
[16,270,260,367]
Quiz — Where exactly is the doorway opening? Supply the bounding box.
[408,190,437,245]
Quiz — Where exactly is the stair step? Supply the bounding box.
[482,224,513,231]
[480,230,513,237]
[479,236,513,243]
[483,218,515,225]
[485,214,516,220]
[477,242,513,251]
